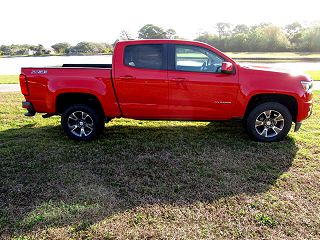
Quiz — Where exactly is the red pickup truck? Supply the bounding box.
[20,39,313,142]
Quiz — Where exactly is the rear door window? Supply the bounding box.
[124,44,165,70]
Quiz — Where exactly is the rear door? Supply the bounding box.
[113,43,168,119]
[168,44,239,120]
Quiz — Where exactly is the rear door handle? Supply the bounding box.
[119,75,136,80]
[171,77,187,81]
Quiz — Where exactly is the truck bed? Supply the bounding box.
[21,66,121,117]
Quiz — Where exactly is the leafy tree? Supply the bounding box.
[228,33,248,51]
[245,24,290,51]
[300,25,320,51]
[34,44,46,55]
[138,24,178,39]
[120,30,132,40]
[216,22,231,38]
[250,22,272,31]
[138,24,167,39]
[232,24,249,35]
[195,33,226,51]
[197,23,291,52]
[258,25,290,51]
[104,47,113,54]
[68,42,111,54]
[165,29,177,39]
[284,22,303,47]
[51,42,71,54]
[82,42,93,53]
[226,24,250,51]
[0,45,12,55]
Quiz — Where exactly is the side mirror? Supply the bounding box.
[221,62,234,74]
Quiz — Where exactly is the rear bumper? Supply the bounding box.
[22,101,36,116]
[294,122,302,132]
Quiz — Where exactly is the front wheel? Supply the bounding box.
[246,102,292,142]
[61,104,104,141]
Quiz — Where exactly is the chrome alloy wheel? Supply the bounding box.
[67,111,94,137]
[255,110,285,138]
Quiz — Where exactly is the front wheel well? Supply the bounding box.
[244,94,298,122]
[55,93,105,117]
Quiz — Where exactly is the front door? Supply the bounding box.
[113,44,168,119]
[168,44,239,120]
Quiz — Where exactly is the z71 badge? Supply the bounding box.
[31,70,48,74]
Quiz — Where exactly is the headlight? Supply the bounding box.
[301,80,313,92]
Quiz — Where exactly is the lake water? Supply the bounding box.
[0,55,319,74]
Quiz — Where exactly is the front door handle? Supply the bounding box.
[119,75,136,80]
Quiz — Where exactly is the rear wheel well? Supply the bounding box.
[244,94,298,122]
[56,93,104,117]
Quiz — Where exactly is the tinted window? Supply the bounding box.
[175,45,224,73]
[124,44,164,70]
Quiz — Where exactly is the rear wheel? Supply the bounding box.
[246,102,292,142]
[61,104,104,140]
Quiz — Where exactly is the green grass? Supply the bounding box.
[0,92,319,239]
[305,70,320,80]
[0,75,19,84]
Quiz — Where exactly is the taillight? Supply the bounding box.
[19,74,29,95]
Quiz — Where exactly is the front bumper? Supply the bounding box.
[295,96,313,132]
[297,97,313,122]
[22,101,36,116]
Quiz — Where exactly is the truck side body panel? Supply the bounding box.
[20,39,313,126]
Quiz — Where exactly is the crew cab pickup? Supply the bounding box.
[20,40,313,142]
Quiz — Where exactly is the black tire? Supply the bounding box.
[246,102,292,142]
[61,104,104,141]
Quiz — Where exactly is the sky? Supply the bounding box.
[1,0,319,47]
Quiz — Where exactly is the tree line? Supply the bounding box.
[0,42,113,56]
[1,22,319,56]
[195,22,320,52]
[133,23,320,52]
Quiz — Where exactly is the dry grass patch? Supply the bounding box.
[0,75,19,84]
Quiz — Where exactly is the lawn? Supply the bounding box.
[306,70,320,80]
[0,92,319,239]
[0,75,19,84]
